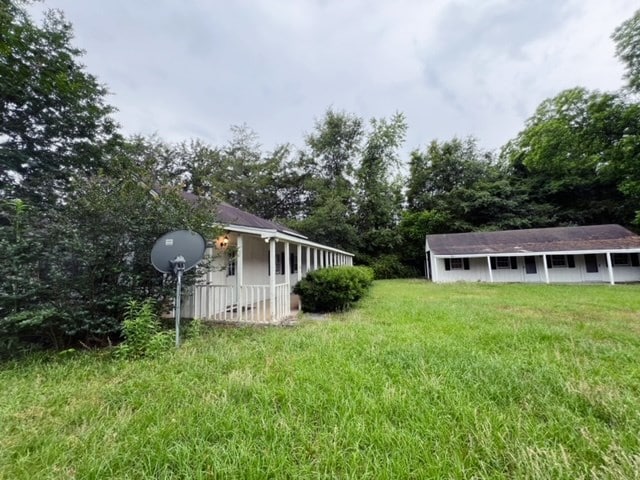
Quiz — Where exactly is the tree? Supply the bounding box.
[0,1,119,205]
[290,110,364,250]
[502,88,639,227]
[0,155,219,350]
[355,113,407,257]
[613,9,640,93]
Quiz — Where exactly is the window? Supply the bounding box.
[545,255,576,269]
[496,257,511,269]
[490,257,518,270]
[612,253,640,267]
[227,256,236,276]
[444,258,470,270]
[290,253,298,274]
[450,258,463,270]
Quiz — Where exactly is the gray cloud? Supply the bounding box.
[31,0,638,156]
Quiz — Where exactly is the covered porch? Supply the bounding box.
[183,226,354,323]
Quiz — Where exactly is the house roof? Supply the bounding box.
[426,224,640,256]
[179,192,353,255]
[216,202,305,238]
[180,191,305,238]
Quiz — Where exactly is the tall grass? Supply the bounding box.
[1,281,639,478]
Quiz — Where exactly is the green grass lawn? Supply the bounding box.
[2,281,640,479]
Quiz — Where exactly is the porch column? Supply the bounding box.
[306,246,311,275]
[297,244,302,282]
[606,251,615,285]
[542,255,550,284]
[486,256,494,283]
[349,256,353,266]
[269,238,276,319]
[320,250,325,268]
[237,235,244,311]
[432,255,439,282]
[284,241,291,289]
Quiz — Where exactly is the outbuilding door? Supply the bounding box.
[523,256,541,282]
[583,254,604,282]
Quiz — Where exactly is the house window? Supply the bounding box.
[227,256,236,276]
[269,252,286,275]
[290,253,298,274]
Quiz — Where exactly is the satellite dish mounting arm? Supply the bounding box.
[170,255,186,347]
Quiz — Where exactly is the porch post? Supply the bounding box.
[320,250,325,268]
[313,248,318,270]
[432,255,439,282]
[269,238,276,319]
[542,255,550,284]
[237,234,244,315]
[284,241,291,289]
[606,251,615,285]
[306,246,311,275]
[297,244,302,282]
[487,256,494,283]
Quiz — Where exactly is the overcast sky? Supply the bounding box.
[33,0,638,155]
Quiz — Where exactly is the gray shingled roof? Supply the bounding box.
[180,192,305,238]
[216,202,305,238]
[426,225,640,256]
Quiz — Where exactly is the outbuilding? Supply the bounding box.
[425,224,640,284]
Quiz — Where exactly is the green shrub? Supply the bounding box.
[293,266,374,313]
[115,299,172,359]
[369,254,419,279]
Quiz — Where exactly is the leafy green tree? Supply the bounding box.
[502,88,639,226]
[355,113,407,257]
[290,110,364,250]
[613,9,640,93]
[0,158,219,350]
[0,1,118,205]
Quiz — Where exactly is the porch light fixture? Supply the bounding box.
[219,235,229,248]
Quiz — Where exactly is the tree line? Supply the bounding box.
[1,0,639,351]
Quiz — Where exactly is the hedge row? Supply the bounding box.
[293,266,374,313]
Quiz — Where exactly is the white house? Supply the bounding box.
[183,200,354,322]
[425,225,640,284]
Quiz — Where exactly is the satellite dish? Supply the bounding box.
[151,230,207,347]
[151,230,206,274]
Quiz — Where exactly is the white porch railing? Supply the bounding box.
[184,283,291,323]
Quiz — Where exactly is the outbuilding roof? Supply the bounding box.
[426,224,640,256]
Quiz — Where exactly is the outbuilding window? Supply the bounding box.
[444,258,470,270]
[490,257,518,270]
[613,253,640,267]
[545,255,576,269]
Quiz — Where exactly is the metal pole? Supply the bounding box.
[175,269,183,347]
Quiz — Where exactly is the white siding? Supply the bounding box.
[430,253,640,284]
